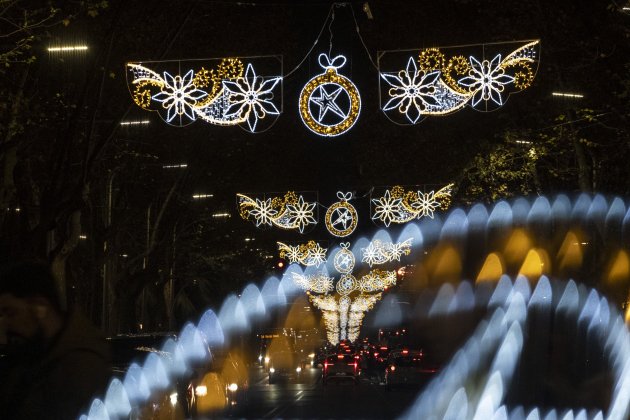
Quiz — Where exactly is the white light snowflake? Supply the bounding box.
[371,190,403,227]
[387,241,408,262]
[286,196,317,233]
[305,243,327,267]
[284,245,302,263]
[248,198,278,227]
[412,190,440,218]
[152,70,208,123]
[223,63,281,132]
[381,57,441,124]
[458,54,515,107]
[362,242,385,267]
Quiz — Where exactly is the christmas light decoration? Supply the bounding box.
[292,273,334,294]
[299,54,361,137]
[126,58,282,131]
[237,192,317,233]
[333,242,355,274]
[361,238,412,267]
[325,192,358,237]
[278,241,328,267]
[380,40,540,124]
[222,63,282,132]
[358,269,397,293]
[371,184,453,226]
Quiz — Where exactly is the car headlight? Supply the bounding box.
[195,385,208,397]
[269,367,275,373]
[228,383,238,392]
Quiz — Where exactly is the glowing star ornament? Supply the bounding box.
[325,192,358,237]
[333,243,355,274]
[371,184,454,226]
[299,54,361,137]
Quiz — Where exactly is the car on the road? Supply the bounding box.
[384,349,438,389]
[268,349,303,383]
[322,353,360,385]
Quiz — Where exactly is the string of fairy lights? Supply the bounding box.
[237,187,450,343]
[125,3,540,136]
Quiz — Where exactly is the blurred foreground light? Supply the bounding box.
[79,234,87,240]
[269,367,275,373]
[552,92,584,99]
[47,45,88,52]
[212,213,230,218]
[264,357,270,364]
[227,383,238,392]
[296,367,302,373]
[193,194,213,199]
[120,120,149,126]
[169,392,178,406]
[195,385,207,397]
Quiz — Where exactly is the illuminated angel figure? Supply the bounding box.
[371,190,403,227]
[381,57,441,124]
[223,63,281,132]
[286,195,317,233]
[152,70,208,123]
[412,190,440,218]
[248,198,278,227]
[458,54,515,107]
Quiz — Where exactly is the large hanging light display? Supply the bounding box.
[379,40,540,125]
[126,57,283,132]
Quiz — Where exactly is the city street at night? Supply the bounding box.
[1,1,630,419]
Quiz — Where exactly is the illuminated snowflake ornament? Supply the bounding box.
[458,54,514,108]
[248,198,277,227]
[379,40,540,123]
[412,190,440,218]
[278,241,327,267]
[371,184,453,226]
[223,63,282,132]
[237,192,317,233]
[381,57,441,124]
[371,190,403,227]
[151,70,208,124]
[126,57,282,130]
[286,196,317,233]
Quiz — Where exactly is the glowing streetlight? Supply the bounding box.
[47,45,88,52]
[552,92,584,99]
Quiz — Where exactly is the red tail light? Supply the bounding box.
[402,350,409,354]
